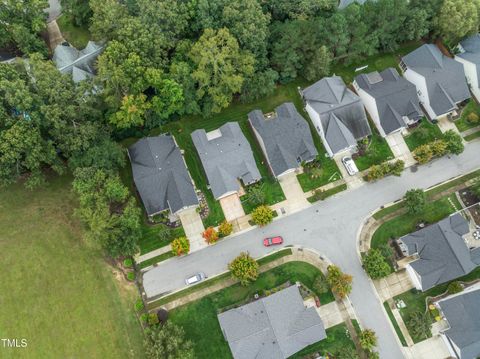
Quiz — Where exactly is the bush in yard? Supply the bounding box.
[366,160,404,181]
[140,313,149,323]
[335,346,359,359]
[326,265,352,298]
[313,275,330,294]
[228,252,259,286]
[251,205,274,226]
[443,130,464,155]
[430,139,448,157]
[147,312,159,326]
[467,112,480,124]
[413,144,433,164]
[390,160,405,176]
[127,272,136,281]
[447,281,463,294]
[123,258,133,268]
[246,185,266,206]
[366,164,386,181]
[171,237,190,256]
[359,329,378,352]
[157,224,172,242]
[218,220,233,237]
[202,226,219,244]
[144,321,194,359]
[135,299,144,311]
[404,188,426,215]
[380,244,394,262]
[407,311,432,340]
[362,249,392,279]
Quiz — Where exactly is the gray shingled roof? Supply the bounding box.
[52,41,104,83]
[457,33,480,88]
[217,285,326,359]
[191,122,261,199]
[338,0,367,9]
[399,213,478,291]
[402,44,470,116]
[302,76,371,154]
[355,68,423,135]
[128,135,198,216]
[248,103,318,177]
[438,286,480,359]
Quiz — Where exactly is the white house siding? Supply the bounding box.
[305,103,335,157]
[403,69,438,120]
[440,334,461,359]
[406,264,423,291]
[353,82,387,137]
[455,56,480,102]
[250,125,276,177]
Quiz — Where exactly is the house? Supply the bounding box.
[455,34,480,102]
[338,0,367,8]
[52,41,104,82]
[397,213,480,291]
[400,44,470,121]
[301,76,371,157]
[436,283,480,359]
[127,135,198,218]
[353,68,423,137]
[217,285,327,359]
[191,122,261,200]
[248,102,318,178]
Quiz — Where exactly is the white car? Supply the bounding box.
[341,156,359,176]
[185,272,206,285]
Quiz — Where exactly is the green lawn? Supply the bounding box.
[307,183,348,203]
[0,175,144,358]
[138,251,175,269]
[289,323,356,359]
[404,118,443,151]
[240,180,286,214]
[297,156,342,192]
[371,194,460,250]
[354,132,394,171]
[383,302,408,346]
[465,130,480,141]
[169,261,335,358]
[455,100,480,132]
[56,15,91,49]
[137,225,185,255]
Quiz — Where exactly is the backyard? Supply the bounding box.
[168,261,335,359]
[404,118,443,151]
[0,175,144,358]
[56,15,91,48]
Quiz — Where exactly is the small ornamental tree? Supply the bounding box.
[430,139,448,157]
[362,249,392,279]
[313,275,330,294]
[251,205,274,226]
[247,185,266,206]
[171,237,190,256]
[443,130,464,155]
[202,227,219,244]
[218,221,233,237]
[404,188,426,215]
[413,144,433,164]
[407,311,432,340]
[228,252,259,286]
[326,265,352,298]
[467,112,480,124]
[359,329,378,352]
[447,281,463,294]
[144,322,194,359]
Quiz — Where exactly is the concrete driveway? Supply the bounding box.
[406,335,450,359]
[278,171,309,212]
[334,154,363,189]
[143,140,480,358]
[177,208,205,252]
[386,131,415,166]
[219,193,245,221]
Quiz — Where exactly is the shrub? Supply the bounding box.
[123,258,133,268]
[467,112,479,124]
[171,237,190,256]
[218,221,233,237]
[140,313,149,323]
[127,272,136,281]
[390,160,405,176]
[157,224,172,242]
[251,205,274,226]
[202,227,219,244]
[443,130,464,155]
[413,144,433,164]
[407,311,432,340]
[246,185,266,206]
[312,275,330,294]
[366,160,404,181]
[135,299,145,311]
[447,281,463,294]
[148,312,159,326]
[430,139,448,157]
[362,249,392,279]
[404,188,426,215]
[326,265,352,298]
[228,252,259,286]
[359,329,377,352]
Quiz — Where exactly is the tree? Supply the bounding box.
[263,0,337,21]
[435,0,480,44]
[202,227,219,244]
[144,322,194,359]
[326,265,353,298]
[109,94,151,130]
[362,249,392,279]
[247,185,266,206]
[407,311,432,340]
[359,329,378,352]
[89,0,128,41]
[60,0,92,26]
[430,139,448,157]
[313,275,330,294]
[443,130,464,155]
[404,189,426,215]
[171,237,190,256]
[218,221,233,237]
[240,68,278,102]
[190,28,254,115]
[303,46,333,81]
[228,252,259,285]
[251,205,274,226]
[413,144,433,164]
[335,346,359,359]
[447,281,463,294]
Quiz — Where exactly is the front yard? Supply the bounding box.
[404,118,443,151]
[297,156,342,192]
[354,132,394,171]
[169,261,335,359]
[454,100,480,132]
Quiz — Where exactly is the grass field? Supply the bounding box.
[0,175,144,358]
[404,118,443,151]
[455,100,480,132]
[56,15,91,49]
[354,132,394,171]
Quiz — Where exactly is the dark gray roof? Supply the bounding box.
[402,44,470,116]
[128,135,198,216]
[457,34,480,88]
[191,122,261,199]
[248,103,318,177]
[338,0,367,9]
[302,76,371,154]
[400,213,478,291]
[52,41,104,82]
[217,286,326,359]
[355,68,423,134]
[438,287,480,359]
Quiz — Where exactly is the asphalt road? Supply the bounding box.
[143,140,480,358]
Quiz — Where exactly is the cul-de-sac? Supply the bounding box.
[2,0,480,358]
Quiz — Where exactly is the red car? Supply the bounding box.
[263,236,283,246]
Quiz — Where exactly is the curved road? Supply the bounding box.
[144,140,480,358]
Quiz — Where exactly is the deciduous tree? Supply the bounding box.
[251,205,274,226]
[359,329,378,352]
[362,249,392,279]
[404,188,426,215]
[326,265,352,298]
[435,0,480,44]
[144,322,194,359]
[228,252,259,285]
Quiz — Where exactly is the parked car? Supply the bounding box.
[185,272,206,285]
[263,236,283,247]
[341,156,359,176]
